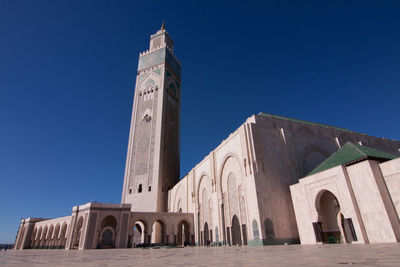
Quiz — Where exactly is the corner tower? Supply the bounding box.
[121,24,181,212]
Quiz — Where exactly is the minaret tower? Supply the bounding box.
[121,24,181,212]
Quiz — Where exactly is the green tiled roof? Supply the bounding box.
[307,142,397,176]
[258,112,354,133]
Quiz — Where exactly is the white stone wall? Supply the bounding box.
[291,157,400,245]
[25,216,72,249]
[380,158,400,220]
[170,113,400,246]
[346,160,399,243]
[290,165,365,244]
[169,123,259,245]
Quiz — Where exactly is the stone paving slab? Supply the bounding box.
[1,244,399,267]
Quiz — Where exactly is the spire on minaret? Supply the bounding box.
[161,21,165,30]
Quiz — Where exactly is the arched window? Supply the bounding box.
[138,184,142,193]
[148,186,151,192]
[128,188,132,194]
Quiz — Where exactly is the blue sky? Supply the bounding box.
[1,1,400,243]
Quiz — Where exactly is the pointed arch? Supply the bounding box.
[173,184,186,212]
[197,174,212,234]
[59,223,68,248]
[197,173,212,204]
[218,153,244,195]
[47,224,54,247]
[53,223,61,248]
[300,145,330,177]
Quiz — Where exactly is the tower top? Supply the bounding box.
[146,24,175,54]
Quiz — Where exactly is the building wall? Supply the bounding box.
[170,113,400,246]
[291,157,400,245]
[169,122,260,245]
[14,216,72,249]
[346,160,400,243]
[380,158,400,220]
[252,113,399,244]
[15,202,194,250]
[128,211,194,246]
[290,165,367,244]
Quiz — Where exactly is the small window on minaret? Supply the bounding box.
[128,188,132,194]
[138,184,142,193]
[148,186,151,192]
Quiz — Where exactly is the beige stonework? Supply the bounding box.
[169,113,400,246]
[14,203,194,250]
[290,157,400,245]
[121,26,181,212]
[14,26,400,250]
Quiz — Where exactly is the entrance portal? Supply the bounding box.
[316,190,341,243]
[177,220,190,246]
[97,215,117,248]
[231,215,242,246]
[204,222,209,246]
[151,220,165,245]
[101,229,113,247]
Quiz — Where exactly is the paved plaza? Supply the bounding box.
[1,244,400,267]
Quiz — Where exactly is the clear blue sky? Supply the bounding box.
[1,1,399,243]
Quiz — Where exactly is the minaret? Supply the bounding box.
[121,24,181,212]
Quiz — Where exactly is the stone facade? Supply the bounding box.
[121,25,181,212]
[168,113,400,246]
[14,203,193,250]
[14,26,400,250]
[291,157,400,244]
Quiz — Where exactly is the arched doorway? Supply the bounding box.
[177,220,190,246]
[231,215,242,246]
[59,223,68,248]
[204,222,209,246]
[316,190,341,243]
[53,224,60,249]
[47,225,54,248]
[131,221,146,247]
[73,217,84,249]
[101,229,114,247]
[35,227,42,248]
[151,220,165,245]
[41,226,48,248]
[97,215,117,248]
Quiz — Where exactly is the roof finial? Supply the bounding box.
[161,21,165,30]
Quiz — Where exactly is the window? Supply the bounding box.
[138,184,142,193]
[128,188,132,194]
[148,186,151,192]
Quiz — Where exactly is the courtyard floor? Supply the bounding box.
[1,243,400,267]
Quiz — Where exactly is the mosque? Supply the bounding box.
[14,25,400,250]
